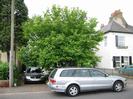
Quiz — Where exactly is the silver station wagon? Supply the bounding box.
[47,68,127,97]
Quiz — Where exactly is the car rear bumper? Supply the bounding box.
[47,82,66,93]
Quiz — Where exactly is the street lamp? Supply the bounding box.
[9,0,15,87]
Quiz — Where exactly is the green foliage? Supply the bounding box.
[0,61,22,85]
[0,61,8,80]
[0,0,28,52]
[18,5,103,69]
[18,45,39,67]
[13,65,22,86]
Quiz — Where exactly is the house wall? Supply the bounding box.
[97,32,133,69]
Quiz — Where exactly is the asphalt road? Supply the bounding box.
[0,85,133,99]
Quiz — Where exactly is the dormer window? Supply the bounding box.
[115,35,128,48]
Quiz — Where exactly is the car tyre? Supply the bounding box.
[113,81,123,92]
[66,85,79,97]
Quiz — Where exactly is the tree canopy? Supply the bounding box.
[18,5,103,69]
[0,0,28,55]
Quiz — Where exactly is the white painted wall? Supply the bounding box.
[97,32,133,69]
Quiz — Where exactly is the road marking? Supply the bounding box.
[0,91,51,96]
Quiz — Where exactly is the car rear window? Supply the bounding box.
[49,69,57,78]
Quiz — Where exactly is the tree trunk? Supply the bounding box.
[7,51,10,63]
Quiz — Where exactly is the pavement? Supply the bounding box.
[0,84,50,94]
[0,78,133,95]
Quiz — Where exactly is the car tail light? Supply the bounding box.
[49,79,56,84]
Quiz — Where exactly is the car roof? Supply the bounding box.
[56,67,97,71]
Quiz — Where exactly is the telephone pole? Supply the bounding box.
[9,0,15,87]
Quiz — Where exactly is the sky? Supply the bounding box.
[24,0,133,29]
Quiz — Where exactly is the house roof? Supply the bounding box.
[101,10,133,34]
[101,20,133,33]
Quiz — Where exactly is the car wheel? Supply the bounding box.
[66,85,79,97]
[113,81,123,92]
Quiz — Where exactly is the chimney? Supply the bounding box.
[111,9,123,19]
[109,10,127,27]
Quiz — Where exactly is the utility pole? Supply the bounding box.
[9,0,15,87]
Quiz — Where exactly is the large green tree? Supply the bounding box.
[18,5,103,69]
[0,0,28,61]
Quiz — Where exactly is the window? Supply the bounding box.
[73,69,90,77]
[60,69,75,77]
[49,69,57,78]
[114,56,121,67]
[116,35,127,48]
[113,56,122,68]
[113,56,132,68]
[60,69,91,77]
[26,68,42,73]
[89,70,106,77]
[118,36,125,47]
[123,56,129,66]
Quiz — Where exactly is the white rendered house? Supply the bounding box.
[97,10,133,69]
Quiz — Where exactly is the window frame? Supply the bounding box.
[113,56,131,68]
[116,35,127,48]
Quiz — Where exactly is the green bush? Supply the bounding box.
[0,61,9,80]
[0,61,22,86]
[13,65,22,86]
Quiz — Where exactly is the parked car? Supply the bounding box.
[119,65,133,76]
[24,67,49,83]
[47,68,127,97]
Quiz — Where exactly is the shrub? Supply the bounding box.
[0,61,9,80]
[13,65,22,86]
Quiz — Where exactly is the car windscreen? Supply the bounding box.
[26,68,42,73]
